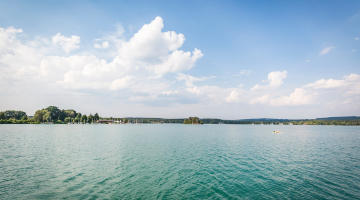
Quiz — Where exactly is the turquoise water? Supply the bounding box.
[0,124,360,199]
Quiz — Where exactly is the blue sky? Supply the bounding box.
[0,0,359,119]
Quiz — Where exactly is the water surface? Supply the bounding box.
[0,124,359,199]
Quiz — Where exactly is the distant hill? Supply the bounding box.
[234,118,308,122]
[232,116,360,122]
[316,116,360,120]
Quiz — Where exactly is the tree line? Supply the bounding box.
[33,106,100,123]
[201,118,360,126]
[1,108,359,125]
[0,106,100,124]
[0,110,27,120]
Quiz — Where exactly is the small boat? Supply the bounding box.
[273,130,281,133]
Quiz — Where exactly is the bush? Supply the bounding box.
[55,120,64,124]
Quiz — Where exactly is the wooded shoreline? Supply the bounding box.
[1,106,359,126]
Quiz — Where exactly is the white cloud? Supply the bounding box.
[234,70,251,76]
[250,94,271,104]
[52,33,80,53]
[48,17,202,91]
[307,60,310,62]
[94,41,109,49]
[175,73,214,87]
[112,16,203,78]
[341,99,352,104]
[271,88,317,106]
[356,37,359,41]
[0,16,204,103]
[151,48,203,77]
[185,85,243,104]
[110,75,135,90]
[0,27,23,55]
[118,17,184,62]
[162,90,178,95]
[251,70,287,91]
[319,46,333,56]
[226,90,240,103]
[250,88,317,106]
[304,73,360,96]
[185,85,225,97]
[5,17,338,116]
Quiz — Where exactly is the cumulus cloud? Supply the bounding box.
[250,94,271,104]
[175,73,214,87]
[304,74,360,95]
[250,88,317,106]
[94,41,109,49]
[0,27,23,55]
[226,90,240,103]
[119,17,184,62]
[151,48,203,77]
[52,33,80,53]
[271,88,317,106]
[184,85,243,104]
[112,17,203,77]
[110,75,135,90]
[5,17,339,114]
[319,46,333,56]
[46,17,202,91]
[0,16,204,105]
[251,70,287,91]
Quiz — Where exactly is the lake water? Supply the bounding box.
[0,124,359,199]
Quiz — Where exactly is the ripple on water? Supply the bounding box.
[0,125,360,199]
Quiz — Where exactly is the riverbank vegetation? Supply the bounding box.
[200,118,360,126]
[183,117,203,124]
[0,107,359,125]
[0,106,100,124]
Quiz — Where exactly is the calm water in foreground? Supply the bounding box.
[0,124,360,199]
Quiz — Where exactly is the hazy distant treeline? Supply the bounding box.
[1,107,359,125]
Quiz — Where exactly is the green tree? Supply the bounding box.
[81,114,87,123]
[34,110,47,122]
[94,113,100,120]
[59,109,66,121]
[65,109,77,118]
[64,117,71,123]
[88,114,94,123]
[43,111,51,122]
[0,112,4,120]
[3,110,27,120]
[183,117,203,124]
[45,106,61,121]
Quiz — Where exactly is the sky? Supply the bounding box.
[0,0,359,119]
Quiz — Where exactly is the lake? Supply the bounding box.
[0,124,359,199]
